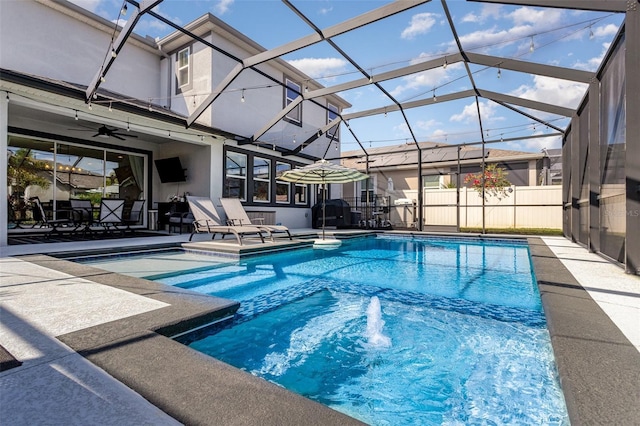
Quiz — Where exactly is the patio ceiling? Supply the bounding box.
[85,0,628,160]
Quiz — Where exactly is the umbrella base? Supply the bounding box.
[313,238,342,249]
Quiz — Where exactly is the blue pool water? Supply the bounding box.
[83,236,569,424]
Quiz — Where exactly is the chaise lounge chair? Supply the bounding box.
[219,197,292,240]
[186,196,273,245]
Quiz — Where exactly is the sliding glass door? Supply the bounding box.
[7,135,147,228]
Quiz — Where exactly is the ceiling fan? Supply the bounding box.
[68,124,137,141]
[93,125,137,140]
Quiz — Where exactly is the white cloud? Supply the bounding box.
[507,132,562,151]
[507,7,562,26]
[450,100,500,123]
[415,119,441,131]
[213,0,234,15]
[461,12,479,24]
[461,4,502,23]
[389,54,463,98]
[132,5,182,36]
[454,7,563,52]
[286,57,348,81]
[593,23,619,38]
[319,6,333,15]
[511,75,588,109]
[401,13,437,40]
[428,129,449,141]
[456,26,527,52]
[573,42,610,71]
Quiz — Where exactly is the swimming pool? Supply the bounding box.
[81,235,568,425]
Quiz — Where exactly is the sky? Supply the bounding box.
[70,0,624,154]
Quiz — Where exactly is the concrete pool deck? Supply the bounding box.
[1,231,638,424]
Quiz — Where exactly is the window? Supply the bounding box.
[7,135,147,225]
[359,176,375,202]
[327,102,339,140]
[176,47,191,91]
[225,151,247,200]
[284,78,302,124]
[295,184,307,204]
[276,162,291,204]
[423,175,442,189]
[223,148,307,207]
[253,157,271,203]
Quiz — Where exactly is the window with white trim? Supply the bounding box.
[275,162,291,204]
[285,78,302,124]
[295,183,307,204]
[177,47,190,88]
[358,176,375,202]
[224,151,247,200]
[327,102,339,140]
[253,157,271,203]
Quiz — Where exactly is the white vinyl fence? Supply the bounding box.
[422,186,562,229]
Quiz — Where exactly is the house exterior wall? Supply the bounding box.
[0,0,162,102]
[166,36,214,126]
[160,23,347,160]
[152,142,212,203]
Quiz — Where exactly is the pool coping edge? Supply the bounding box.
[527,237,640,426]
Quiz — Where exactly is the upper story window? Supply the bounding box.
[176,47,192,93]
[327,102,339,140]
[284,78,302,124]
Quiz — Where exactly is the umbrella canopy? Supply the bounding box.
[278,159,368,185]
[279,159,368,240]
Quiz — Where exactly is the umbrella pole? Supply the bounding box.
[322,183,326,240]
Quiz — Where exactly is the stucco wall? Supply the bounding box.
[164,28,343,159]
[152,143,211,205]
[0,0,162,101]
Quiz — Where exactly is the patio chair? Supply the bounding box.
[186,195,273,245]
[168,211,194,234]
[219,197,292,240]
[122,199,145,233]
[29,196,75,236]
[69,199,96,234]
[96,198,126,235]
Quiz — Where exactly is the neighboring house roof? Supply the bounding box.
[341,142,543,171]
[49,170,104,190]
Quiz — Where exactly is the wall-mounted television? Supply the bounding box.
[154,157,187,183]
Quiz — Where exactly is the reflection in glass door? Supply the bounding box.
[7,135,147,229]
[7,137,55,226]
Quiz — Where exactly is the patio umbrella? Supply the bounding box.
[279,159,368,241]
